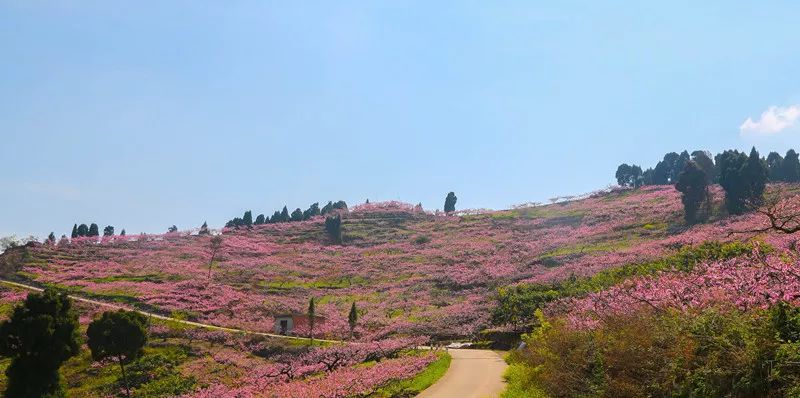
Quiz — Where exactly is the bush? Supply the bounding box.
[507,305,800,397]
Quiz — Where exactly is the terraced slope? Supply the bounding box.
[1,185,794,340]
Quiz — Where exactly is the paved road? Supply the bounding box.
[417,349,507,398]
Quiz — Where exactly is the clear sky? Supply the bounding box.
[2,1,800,238]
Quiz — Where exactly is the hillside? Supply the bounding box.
[2,184,796,342]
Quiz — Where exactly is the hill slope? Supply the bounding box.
[2,184,796,341]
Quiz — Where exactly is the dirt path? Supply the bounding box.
[417,349,507,398]
[0,279,339,343]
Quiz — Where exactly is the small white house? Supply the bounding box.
[273,313,326,335]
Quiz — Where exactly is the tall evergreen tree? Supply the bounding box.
[325,215,343,245]
[444,192,458,213]
[675,161,709,224]
[0,288,80,398]
[280,206,290,222]
[641,168,655,185]
[742,147,768,207]
[671,150,691,183]
[716,149,749,215]
[77,224,89,237]
[120,229,126,236]
[321,201,334,215]
[332,201,348,211]
[290,208,304,222]
[47,232,56,245]
[308,297,316,345]
[198,221,209,235]
[781,149,800,182]
[254,214,265,225]
[766,151,784,181]
[348,302,358,340]
[691,150,716,183]
[270,211,282,223]
[88,223,99,237]
[71,224,78,239]
[103,225,114,236]
[303,203,321,220]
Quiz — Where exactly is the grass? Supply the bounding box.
[373,351,451,397]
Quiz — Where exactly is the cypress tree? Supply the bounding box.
[71,224,78,239]
[444,192,458,213]
[77,224,89,237]
[782,149,800,182]
[717,150,749,215]
[767,151,784,181]
[280,206,290,222]
[742,147,768,207]
[348,302,358,340]
[103,225,114,236]
[243,210,253,226]
[308,297,316,345]
[290,208,303,222]
[88,223,99,237]
[675,161,709,224]
[254,214,265,225]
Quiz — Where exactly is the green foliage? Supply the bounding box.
[242,210,253,226]
[77,223,89,237]
[491,286,559,330]
[675,160,709,224]
[444,192,457,213]
[348,302,358,338]
[615,163,643,187]
[508,306,800,398]
[103,225,115,236]
[717,148,768,214]
[308,297,316,343]
[491,241,757,329]
[89,223,100,237]
[0,288,80,398]
[87,310,149,397]
[414,235,431,244]
[123,348,195,398]
[254,213,265,225]
[325,215,343,245]
[290,208,304,222]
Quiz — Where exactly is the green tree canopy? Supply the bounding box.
[0,288,80,398]
[675,161,709,224]
[444,192,458,213]
[290,208,304,222]
[87,310,148,398]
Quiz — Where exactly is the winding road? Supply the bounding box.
[417,349,507,398]
[0,279,509,397]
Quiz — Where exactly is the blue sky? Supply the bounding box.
[2,1,800,238]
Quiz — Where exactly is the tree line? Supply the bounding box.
[225,201,348,228]
[615,148,799,188]
[70,223,125,238]
[617,147,796,223]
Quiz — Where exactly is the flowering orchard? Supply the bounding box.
[8,184,800,341]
